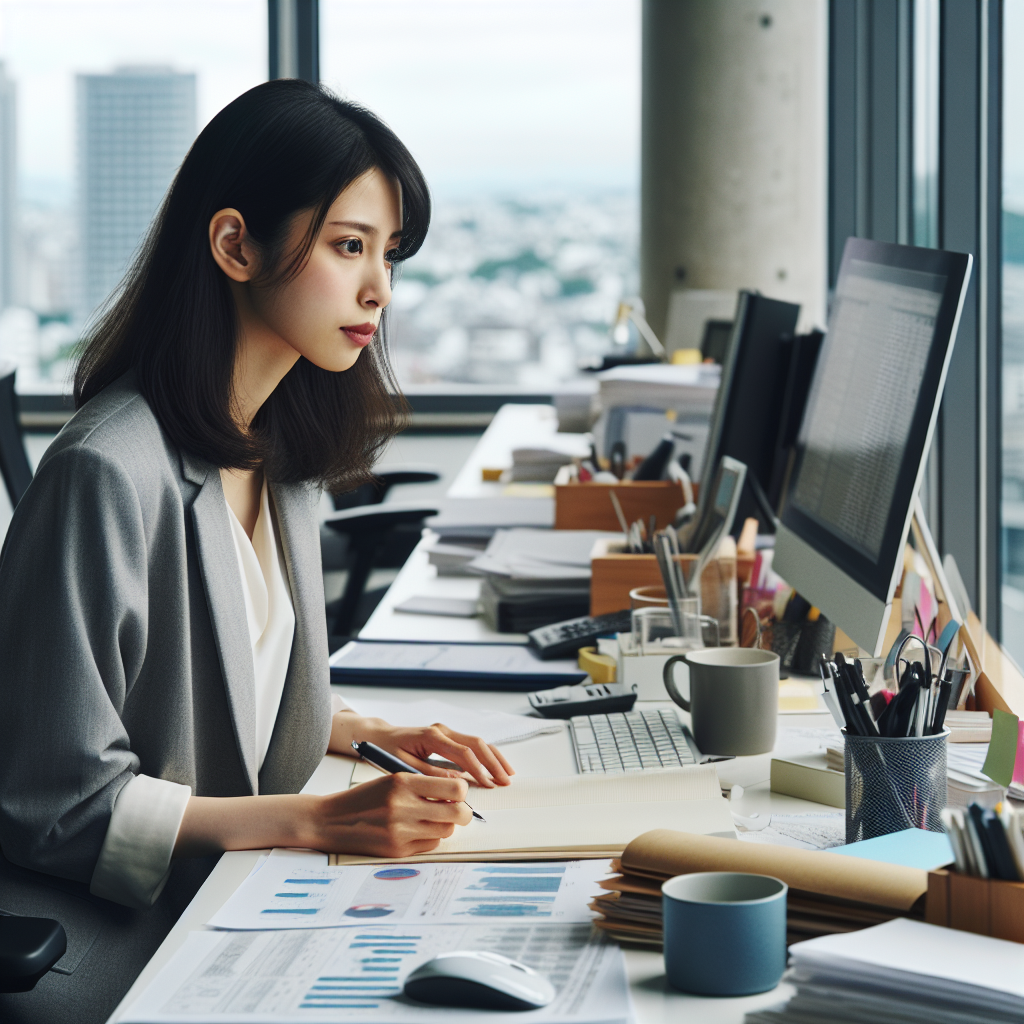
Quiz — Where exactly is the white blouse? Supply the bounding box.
[91,478,298,908]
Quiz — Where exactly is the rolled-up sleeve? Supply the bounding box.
[89,774,192,908]
[0,444,151,897]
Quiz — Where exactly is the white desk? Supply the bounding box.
[358,534,529,644]
[108,405,834,1023]
[108,683,831,1023]
[447,403,589,498]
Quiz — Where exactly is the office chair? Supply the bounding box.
[323,501,439,639]
[0,361,33,508]
[0,914,67,992]
[330,467,440,512]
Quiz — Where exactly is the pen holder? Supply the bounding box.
[844,729,949,843]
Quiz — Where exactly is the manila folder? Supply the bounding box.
[621,829,928,912]
[331,766,734,865]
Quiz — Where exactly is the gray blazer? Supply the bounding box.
[0,373,332,1021]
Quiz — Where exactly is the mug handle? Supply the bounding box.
[663,655,691,711]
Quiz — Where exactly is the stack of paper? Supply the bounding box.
[510,442,586,483]
[468,529,617,581]
[745,918,1024,1024]
[425,497,554,541]
[592,828,930,947]
[946,742,1005,809]
[424,540,485,576]
[334,767,734,865]
[596,363,721,415]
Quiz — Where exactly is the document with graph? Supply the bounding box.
[208,856,611,931]
[121,922,630,1024]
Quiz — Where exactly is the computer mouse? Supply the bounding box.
[403,950,556,1011]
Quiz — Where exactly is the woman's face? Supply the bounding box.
[250,168,404,373]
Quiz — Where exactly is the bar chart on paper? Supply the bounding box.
[121,923,632,1024]
[207,858,611,930]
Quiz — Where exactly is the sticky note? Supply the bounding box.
[981,708,1020,788]
[830,828,954,871]
[1014,720,1024,788]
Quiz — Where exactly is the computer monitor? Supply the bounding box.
[773,238,972,655]
[699,290,801,527]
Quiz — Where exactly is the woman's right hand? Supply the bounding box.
[303,774,473,858]
[175,774,472,859]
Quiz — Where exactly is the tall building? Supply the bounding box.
[0,63,17,311]
[76,66,195,320]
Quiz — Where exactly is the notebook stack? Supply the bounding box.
[591,829,930,947]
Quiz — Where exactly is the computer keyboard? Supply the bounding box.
[569,708,698,774]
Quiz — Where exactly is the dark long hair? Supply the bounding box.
[74,79,429,489]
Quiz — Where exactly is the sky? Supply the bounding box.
[0,0,640,204]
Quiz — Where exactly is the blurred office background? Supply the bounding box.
[1,0,1023,663]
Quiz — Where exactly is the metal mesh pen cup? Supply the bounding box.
[844,729,949,843]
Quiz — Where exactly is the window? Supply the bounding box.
[320,0,640,387]
[1002,0,1024,663]
[0,0,265,392]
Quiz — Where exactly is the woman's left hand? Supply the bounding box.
[330,714,514,788]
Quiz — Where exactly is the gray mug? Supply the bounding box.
[662,872,787,996]
[663,647,779,755]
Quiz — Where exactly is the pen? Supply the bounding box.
[351,740,486,822]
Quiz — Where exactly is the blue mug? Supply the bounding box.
[662,872,787,996]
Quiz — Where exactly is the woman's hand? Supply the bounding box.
[329,713,514,788]
[174,774,473,860]
[308,774,472,857]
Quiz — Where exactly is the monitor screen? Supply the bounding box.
[778,239,972,621]
[790,260,946,561]
[699,290,800,526]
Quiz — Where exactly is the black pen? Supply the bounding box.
[351,740,486,822]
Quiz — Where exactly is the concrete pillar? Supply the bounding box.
[641,0,828,344]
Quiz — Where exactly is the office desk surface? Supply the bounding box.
[358,533,529,644]
[447,403,588,498]
[107,684,836,1024]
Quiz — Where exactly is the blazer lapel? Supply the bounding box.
[259,481,332,794]
[186,455,259,794]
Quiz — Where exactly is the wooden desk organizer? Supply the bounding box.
[555,480,688,532]
[590,550,739,647]
[926,868,1024,944]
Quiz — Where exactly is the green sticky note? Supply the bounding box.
[981,708,1020,787]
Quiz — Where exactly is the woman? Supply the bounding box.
[0,79,512,1022]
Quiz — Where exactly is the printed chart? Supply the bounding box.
[208,859,610,931]
[121,922,630,1024]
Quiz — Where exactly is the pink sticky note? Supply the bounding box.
[1014,720,1024,787]
[916,580,936,639]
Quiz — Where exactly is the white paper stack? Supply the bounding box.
[596,363,721,415]
[746,918,1024,1024]
[510,440,588,482]
[468,528,618,580]
[425,497,554,541]
[946,742,1006,809]
[424,540,485,576]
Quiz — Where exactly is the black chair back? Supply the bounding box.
[0,362,32,508]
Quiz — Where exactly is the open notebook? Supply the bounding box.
[330,765,735,865]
